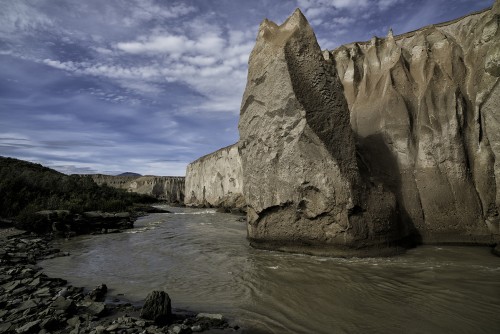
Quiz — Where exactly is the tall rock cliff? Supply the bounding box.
[185,3,500,254]
[238,9,403,256]
[185,144,244,210]
[90,175,184,204]
[332,3,499,243]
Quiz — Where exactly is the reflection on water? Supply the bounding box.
[40,206,500,333]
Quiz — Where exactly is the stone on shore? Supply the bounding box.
[140,290,172,325]
[0,232,234,333]
[87,283,107,302]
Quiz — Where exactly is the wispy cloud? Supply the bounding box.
[0,1,53,36]
[0,0,491,175]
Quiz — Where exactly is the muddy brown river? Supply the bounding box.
[40,206,500,333]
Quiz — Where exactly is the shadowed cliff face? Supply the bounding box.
[332,3,500,243]
[238,9,403,256]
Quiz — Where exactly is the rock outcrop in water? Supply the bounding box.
[185,3,500,254]
[238,9,402,256]
[185,144,244,210]
[90,175,184,204]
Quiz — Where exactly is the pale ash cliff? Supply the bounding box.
[90,175,184,204]
[185,3,500,254]
[331,3,500,244]
[185,144,244,210]
[238,9,401,256]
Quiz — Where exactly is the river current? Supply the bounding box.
[40,206,500,333]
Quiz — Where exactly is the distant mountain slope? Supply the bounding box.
[0,156,156,222]
[116,172,142,177]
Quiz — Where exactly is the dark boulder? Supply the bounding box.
[87,283,107,302]
[140,290,172,325]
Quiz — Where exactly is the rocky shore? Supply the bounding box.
[0,228,237,334]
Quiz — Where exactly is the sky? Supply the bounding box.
[0,0,494,176]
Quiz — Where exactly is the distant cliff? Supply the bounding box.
[185,3,500,255]
[185,144,244,210]
[90,174,184,204]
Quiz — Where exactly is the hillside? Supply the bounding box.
[0,156,157,229]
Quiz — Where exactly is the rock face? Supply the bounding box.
[238,9,403,256]
[184,144,245,210]
[332,4,500,243]
[90,175,184,203]
[185,4,500,252]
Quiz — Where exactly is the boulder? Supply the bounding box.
[81,301,106,317]
[140,290,172,325]
[50,296,76,314]
[15,320,40,334]
[88,284,108,302]
[238,9,403,256]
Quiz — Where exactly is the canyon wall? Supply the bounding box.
[185,3,500,254]
[331,3,499,244]
[90,175,185,204]
[184,144,244,210]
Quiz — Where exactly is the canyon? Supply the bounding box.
[185,3,500,255]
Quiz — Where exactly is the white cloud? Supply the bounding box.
[298,0,370,16]
[297,0,404,21]
[120,0,196,27]
[378,0,403,11]
[116,35,193,55]
[184,56,218,67]
[332,16,355,25]
[42,59,77,71]
[33,11,254,115]
[131,0,196,20]
[116,32,226,57]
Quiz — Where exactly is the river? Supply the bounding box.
[39,206,500,333]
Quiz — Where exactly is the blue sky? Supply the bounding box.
[0,0,494,176]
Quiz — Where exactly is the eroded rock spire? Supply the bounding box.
[238,9,403,256]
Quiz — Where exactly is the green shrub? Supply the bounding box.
[0,156,157,227]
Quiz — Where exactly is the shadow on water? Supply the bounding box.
[356,133,422,246]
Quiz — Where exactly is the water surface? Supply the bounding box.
[40,206,500,333]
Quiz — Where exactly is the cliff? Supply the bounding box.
[185,3,500,254]
[184,144,244,210]
[90,174,185,204]
[237,9,403,256]
[331,3,499,244]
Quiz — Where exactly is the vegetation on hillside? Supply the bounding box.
[0,156,157,225]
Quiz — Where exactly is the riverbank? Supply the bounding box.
[0,227,238,334]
